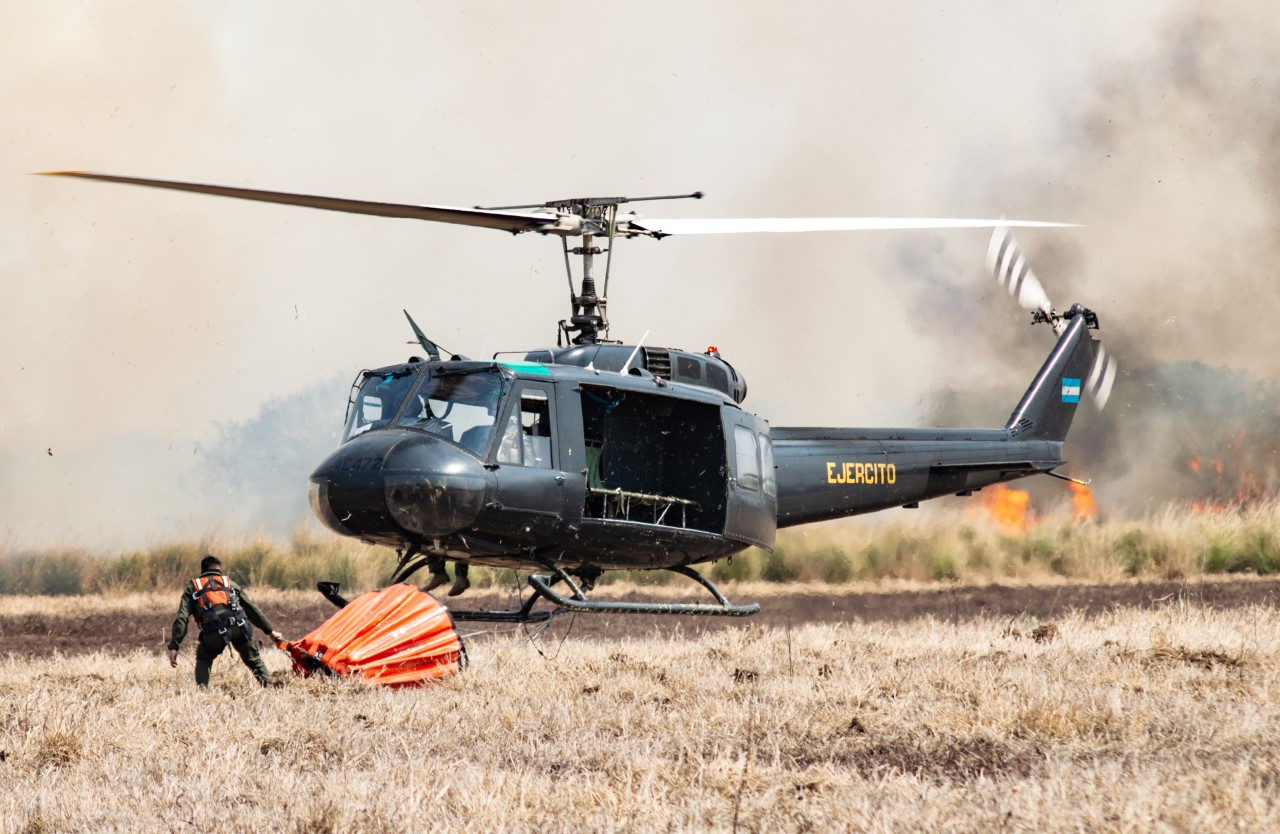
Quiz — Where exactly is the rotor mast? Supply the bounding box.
[561,201,612,346]
[570,231,604,345]
[481,192,703,346]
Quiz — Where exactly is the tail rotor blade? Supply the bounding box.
[987,226,1055,322]
[1086,342,1118,411]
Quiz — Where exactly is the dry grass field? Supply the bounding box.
[9,501,1280,597]
[3,592,1279,832]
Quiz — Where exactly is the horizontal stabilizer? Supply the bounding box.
[930,460,1064,474]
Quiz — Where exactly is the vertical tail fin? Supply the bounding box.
[988,227,1119,414]
[1005,306,1098,441]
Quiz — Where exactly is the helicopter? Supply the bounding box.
[45,171,1116,623]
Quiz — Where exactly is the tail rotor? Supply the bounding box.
[987,225,1058,331]
[987,226,1118,410]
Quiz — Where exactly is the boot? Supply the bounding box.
[447,574,471,597]
[423,572,449,593]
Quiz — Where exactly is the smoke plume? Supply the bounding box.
[3,3,1277,549]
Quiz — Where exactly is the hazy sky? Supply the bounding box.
[3,2,1276,549]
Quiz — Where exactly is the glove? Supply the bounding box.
[270,630,284,642]
[167,648,178,668]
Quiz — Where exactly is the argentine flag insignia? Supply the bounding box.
[1061,377,1081,403]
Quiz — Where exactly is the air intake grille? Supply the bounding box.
[642,347,672,380]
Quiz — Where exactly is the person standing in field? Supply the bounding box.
[166,554,284,687]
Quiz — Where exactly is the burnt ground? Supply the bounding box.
[4,577,1280,657]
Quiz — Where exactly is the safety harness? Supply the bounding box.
[190,574,247,636]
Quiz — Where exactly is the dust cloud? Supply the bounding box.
[1,3,1274,550]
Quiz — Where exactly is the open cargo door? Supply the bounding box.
[282,583,465,687]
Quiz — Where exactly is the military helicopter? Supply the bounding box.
[46,172,1116,623]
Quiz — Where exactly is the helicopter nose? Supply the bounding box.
[309,430,489,541]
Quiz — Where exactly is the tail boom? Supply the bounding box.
[771,312,1096,528]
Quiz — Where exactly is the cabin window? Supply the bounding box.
[497,413,521,464]
[497,389,552,468]
[734,425,760,491]
[676,355,702,380]
[705,362,729,394]
[759,433,776,498]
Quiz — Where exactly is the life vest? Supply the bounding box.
[190,574,242,626]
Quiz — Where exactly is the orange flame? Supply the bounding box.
[1069,480,1097,523]
[979,484,1034,535]
[1186,438,1271,513]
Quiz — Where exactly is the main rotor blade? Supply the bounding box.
[41,171,566,235]
[623,216,1077,236]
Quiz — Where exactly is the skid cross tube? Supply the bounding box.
[448,568,562,623]
[527,564,760,617]
[449,591,554,624]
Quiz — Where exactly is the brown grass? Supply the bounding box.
[9,501,1280,597]
[2,598,1279,831]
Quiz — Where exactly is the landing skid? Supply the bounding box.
[315,564,760,622]
[452,563,760,622]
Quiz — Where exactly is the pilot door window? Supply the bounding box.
[344,371,416,441]
[759,433,777,498]
[497,389,553,469]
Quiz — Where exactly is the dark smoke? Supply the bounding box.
[201,372,351,533]
[925,361,1280,515]
[916,7,1280,517]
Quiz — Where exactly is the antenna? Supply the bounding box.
[620,330,651,375]
[403,309,441,362]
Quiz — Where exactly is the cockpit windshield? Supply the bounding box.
[397,370,504,455]
[342,365,506,454]
[343,369,420,442]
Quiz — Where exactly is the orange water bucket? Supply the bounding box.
[281,583,465,687]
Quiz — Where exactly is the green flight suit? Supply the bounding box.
[168,570,276,687]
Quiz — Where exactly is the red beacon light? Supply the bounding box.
[706,345,720,358]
